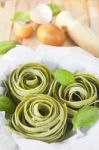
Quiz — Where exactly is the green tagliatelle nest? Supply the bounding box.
[50,74,99,119]
[9,94,67,143]
[5,63,99,143]
[7,63,53,103]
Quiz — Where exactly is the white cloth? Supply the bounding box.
[0,44,99,150]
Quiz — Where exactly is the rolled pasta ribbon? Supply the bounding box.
[50,74,99,117]
[7,63,53,103]
[9,94,67,143]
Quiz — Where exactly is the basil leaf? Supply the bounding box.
[13,11,31,22]
[72,106,99,131]
[0,41,16,55]
[49,3,61,16]
[0,94,16,114]
[55,69,76,85]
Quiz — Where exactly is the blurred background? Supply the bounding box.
[0,0,99,49]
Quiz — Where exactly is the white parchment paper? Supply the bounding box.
[0,44,99,150]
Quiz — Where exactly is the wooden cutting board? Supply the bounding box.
[0,0,99,49]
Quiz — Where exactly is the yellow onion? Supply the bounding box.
[13,21,33,38]
[37,24,65,46]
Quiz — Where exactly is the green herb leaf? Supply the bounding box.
[55,69,76,85]
[49,3,61,16]
[13,11,31,22]
[0,94,16,114]
[72,106,99,131]
[0,41,16,55]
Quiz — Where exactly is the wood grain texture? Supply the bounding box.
[87,0,99,35]
[63,0,89,24]
[0,0,99,49]
[0,0,17,40]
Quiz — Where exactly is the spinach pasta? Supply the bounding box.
[7,63,53,103]
[9,94,67,143]
[50,74,99,118]
[4,62,99,143]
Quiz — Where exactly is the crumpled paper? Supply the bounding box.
[0,112,19,150]
[0,44,99,150]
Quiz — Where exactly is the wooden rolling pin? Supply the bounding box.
[56,11,99,57]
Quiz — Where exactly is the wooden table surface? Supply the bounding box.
[0,0,99,49]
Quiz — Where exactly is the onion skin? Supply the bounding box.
[37,24,65,46]
[13,21,33,38]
